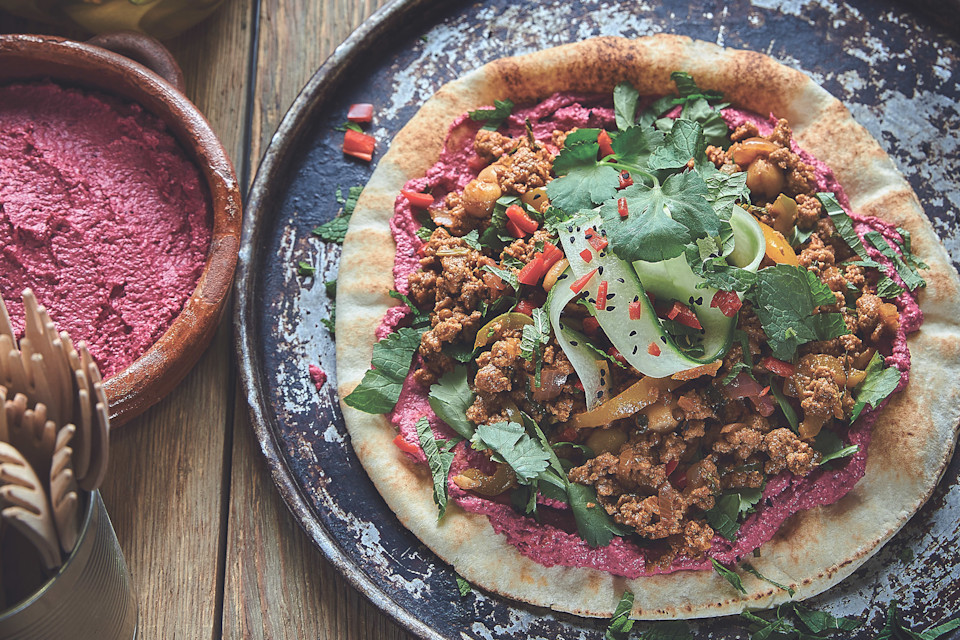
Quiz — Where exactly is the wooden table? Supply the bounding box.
[2,1,412,637]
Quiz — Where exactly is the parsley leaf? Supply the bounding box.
[471,421,551,484]
[468,98,515,131]
[428,366,476,440]
[605,590,635,640]
[711,558,747,594]
[647,119,708,171]
[613,82,640,131]
[705,489,762,541]
[455,575,472,597]
[343,327,424,414]
[312,185,364,243]
[818,192,867,260]
[865,231,927,291]
[520,308,551,385]
[741,563,796,596]
[601,171,719,263]
[547,141,620,212]
[415,416,459,519]
[747,264,848,360]
[850,352,901,422]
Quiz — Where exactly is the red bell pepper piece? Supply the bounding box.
[596,280,608,310]
[541,242,564,270]
[618,197,629,218]
[666,301,703,330]
[505,219,526,238]
[505,204,539,234]
[760,356,796,377]
[347,103,374,123]
[582,316,600,336]
[628,300,643,320]
[401,189,434,208]
[518,254,547,285]
[579,248,593,263]
[393,434,420,456]
[515,299,536,316]
[343,129,376,161]
[648,342,661,356]
[569,268,598,294]
[597,129,615,159]
[587,234,608,252]
[618,171,633,189]
[710,290,742,318]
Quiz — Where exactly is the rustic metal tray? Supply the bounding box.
[235,1,960,637]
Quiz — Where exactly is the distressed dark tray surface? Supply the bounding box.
[236,1,960,638]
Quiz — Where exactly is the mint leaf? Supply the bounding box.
[482,264,519,293]
[415,417,458,519]
[455,575,472,597]
[921,618,960,640]
[813,429,859,465]
[769,379,799,432]
[601,171,719,263]
[471,421,550,484]
[791,603,860,634]
[324,279,337,297]
[705,489,762,541]
[297,260,316,276]
[850,352,901,422]
[876,276,906,299]
[741,563,796,596]
[818,192,867,260]
[671,71,724,102]
[548,143,620,212]
[878,601,960,640]
[343,327,424,413]
[468,98,514,131]
[865,231,927,291]
[894,227,930,272]
[428,366,476,440]
[611,124,664,169]
[520,308,551,385]
[567,482,626,547]
[613,82,641,131]
[747,264,848,360]
[647,119,708,170]
[711,558,747,594]
[312,216,350,243]
[605,590,635,640]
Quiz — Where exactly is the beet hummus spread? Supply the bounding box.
[0,81,211,378]
[352,78,923,579]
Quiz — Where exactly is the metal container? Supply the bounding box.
[0,491,138,640]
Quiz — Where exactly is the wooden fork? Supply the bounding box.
[49,425,80,553]
[0,442,61,570]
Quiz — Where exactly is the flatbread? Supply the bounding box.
[336,35,960,619]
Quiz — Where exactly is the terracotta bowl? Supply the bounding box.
[0,32,242,427]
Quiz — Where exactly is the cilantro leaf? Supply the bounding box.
[711,558,747,594]
[747,264,848,360]
[850,352,902,422]
[455,575,472,597]
[705,489,762,541]
[415,416,458,519]
[702,169,749,222]
[547,141,620,212]
[543,204,574,235]
[876,276,906,299]
[428,366,476,440]
[865,231,927,291]
[680,97,730,148]
[343,327,424,414]
[471,421,550,484]
[567,482,626,547]
[605,590,635,640]
[468,98,515,131]
[813,429,859,465]
[818,192,867,260]
[647,119,707,171]
[791,603,860,634]
[297,260,316,276]
[602,171,719,263]
[741,563,796,596]
[611,124,664,169]
[613,82,640,131]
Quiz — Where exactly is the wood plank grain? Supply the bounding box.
[3,3,254,638]
[224,0,413,637]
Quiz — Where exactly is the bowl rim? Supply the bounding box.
[0,33,242,427]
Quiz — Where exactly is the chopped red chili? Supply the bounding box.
[343,129,375,161]
[347,103,374,123]
[518,254,547,285]
[393,434,420,456]
[648,342,661,356]
[710,290,742,318]
[570,268,598,294]
[618,171,633,189]
[666,301,703,330]
[582,316,600,336]
[618,197,629,218]
[597,129,615,159]
[628,300,643,320]
[580,248,593,263]
[597,280,608,310]
[505,219,526,238]
[760,356,796,377]
[606,346,628,367]
[400,189,434,208]
[515,299,536,316]
[505,203,539,234]
[587,235,608,252]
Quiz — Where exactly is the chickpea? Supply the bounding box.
[586,427,628,456]
[641,396,679,433]
[477,163,504,184]
[542,258,570,292]
[730,137,779,165]
[521,187,550,213]
[746,157,785,200]
[462,178,502,218]
[769,194,798,237]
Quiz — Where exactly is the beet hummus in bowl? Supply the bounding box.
[0,33,241,426]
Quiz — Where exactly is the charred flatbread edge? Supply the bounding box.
[335,35,960,619]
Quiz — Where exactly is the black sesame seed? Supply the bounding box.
[632,345,638,355]
[688,296,695,305]
[598,266,604,275]
[660,336,667,343]
[597,390,604,399]
[567,225,574,233]
[629,330,637,337]
[569,236,576,244]
[696,297,703,305]
[607,306,616,312]
[618,278,625,284]
[633,295,639,302]
[558,322,565,330]
[557,273,568,280]
[570,340,579,346]
[607,293,616,299]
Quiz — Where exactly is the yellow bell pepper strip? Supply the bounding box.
[759,220,800,266]
[570,376,683,429]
